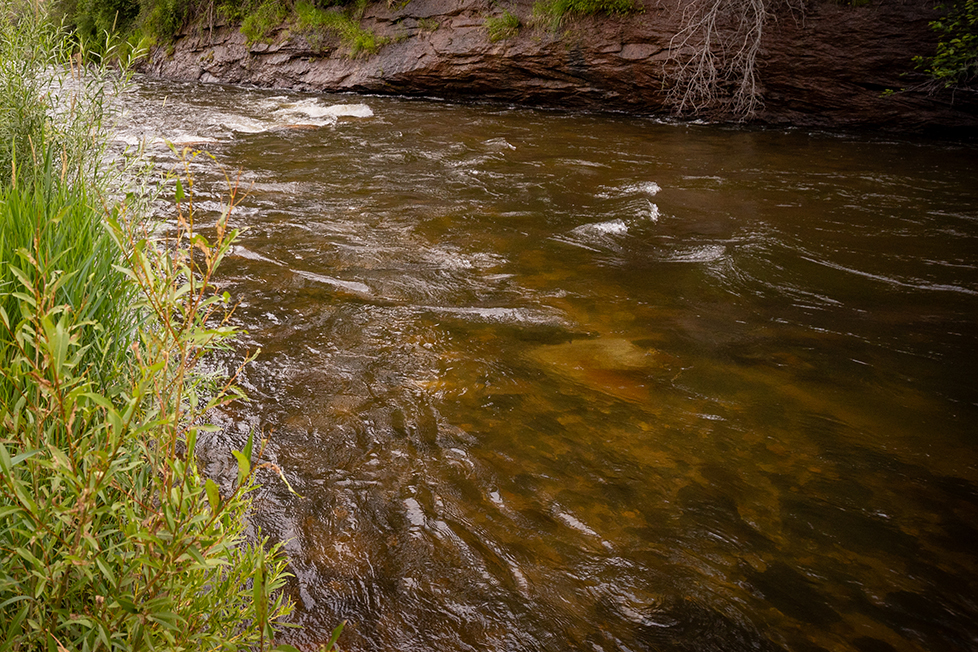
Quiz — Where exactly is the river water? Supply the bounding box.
[117,77,978,652]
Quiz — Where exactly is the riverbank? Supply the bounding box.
[0,7,295,647]
[139,0,978,135]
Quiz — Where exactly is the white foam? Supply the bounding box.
[485,137,516,150]
[166,133,219,145]
[667,244,726,263]
[555,510,600,538]
[572,219,629,236]
[648,201,660,222]
[113,134,143,147]
[427,306,565,327]
[293,269,373,296]
[120,133,219,148]
[222,117,270,133]
[287,100,374,119]
[595,180,661,199]
[623,181,661,196]
[232,246,281,265]
[404,498,426,528]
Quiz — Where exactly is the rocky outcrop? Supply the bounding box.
[142,0,978,134]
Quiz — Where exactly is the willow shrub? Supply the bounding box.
[0,4,303,650]
[0,4,61,188]
[0,156,302,650]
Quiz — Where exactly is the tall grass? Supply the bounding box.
[294,0,385,56]
[240,0,289,43]
[0,3,307,649]
[0,154,138,400]
[484,9,521,42]
[54,0,385,56]
[531,0,636,30]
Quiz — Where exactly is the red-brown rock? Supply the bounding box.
[141,0,978,134]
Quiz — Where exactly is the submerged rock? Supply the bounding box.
[528,337,672,402]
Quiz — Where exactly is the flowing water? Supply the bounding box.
[117,78,978,652]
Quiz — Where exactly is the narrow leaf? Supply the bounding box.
[205,478,221,513]
[232,450,250,488]
[325,620,347,651]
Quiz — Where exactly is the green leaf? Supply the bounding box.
[11,449,40,466]
[243,429,254,466]
[0,595,31,610]
[14,547,42,567]
[183,545,207,566]
[324,620,347,651]
[95,557,117,588]
[232,450,250,488]
[205,478,221,513]
[1,445,40,471]
[2,603,29,644]
[0,506,24,519]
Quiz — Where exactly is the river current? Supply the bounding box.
[116,77,978,652]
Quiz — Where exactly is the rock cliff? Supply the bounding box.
[142,0,978,134]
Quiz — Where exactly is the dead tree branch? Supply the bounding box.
[665,0,804,119]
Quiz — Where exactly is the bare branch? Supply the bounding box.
[664,0,803,119]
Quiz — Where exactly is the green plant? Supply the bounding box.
[139,0,190,42]
[417,16,439,31]
[295,0,386,56]
[0,15,48,188]
[69,0,142,43]
[484,9,520,41]
[0,5,305,649]
[531,0,634,30]
[0,155,295,651]
[0,156,139,398]
[915,0,978,87]
[241,0,289,43]
[0,6,80,189]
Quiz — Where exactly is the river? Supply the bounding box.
[116,77,978,652]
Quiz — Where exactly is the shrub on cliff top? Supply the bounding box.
[531,0,636,30]
[916,0,978,87]
[239,0,289,43]
[295,0,386,56]
[485,9,521,41]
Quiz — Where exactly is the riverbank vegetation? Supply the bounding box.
[54,0,385,56]
[530,0,636,30]
[915,0,978,87]
[294,0,385,56]
[0,3,301,648]
[484,8,521,41]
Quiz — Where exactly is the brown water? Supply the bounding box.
[119,78,978,652]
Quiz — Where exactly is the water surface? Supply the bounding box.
[119,79,978,652]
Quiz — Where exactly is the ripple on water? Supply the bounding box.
[118,77,978,652]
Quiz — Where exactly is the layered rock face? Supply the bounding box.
[142,0,978,133]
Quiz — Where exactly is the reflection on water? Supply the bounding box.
[120,77,978,652]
